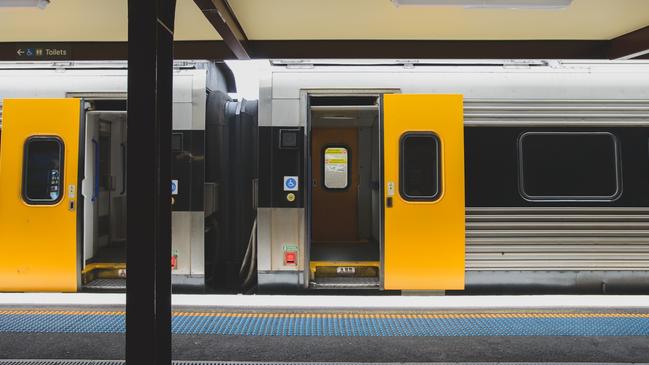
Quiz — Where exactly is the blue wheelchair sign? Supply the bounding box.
[283,176,298,191]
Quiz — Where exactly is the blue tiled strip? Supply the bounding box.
[1,311,648,336]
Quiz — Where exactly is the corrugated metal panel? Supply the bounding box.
[466,207,649,271]
[464,99,649,271]
[464,99,649,126]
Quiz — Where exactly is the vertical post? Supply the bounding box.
[126,1,176,364]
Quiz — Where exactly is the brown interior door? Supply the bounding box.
[311,128,359,243]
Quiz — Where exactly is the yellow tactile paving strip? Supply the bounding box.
[1,310,648,319]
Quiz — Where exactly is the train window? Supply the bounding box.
[400,132,441,201]
[22,136,65,205]
[323,146,350,190]
[519,132,620,201]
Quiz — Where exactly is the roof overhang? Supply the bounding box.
[0,0,647,60]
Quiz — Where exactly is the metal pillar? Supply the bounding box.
[126,1,176,364]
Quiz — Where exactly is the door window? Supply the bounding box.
[22,136,64,204]
[400,132,441,201]
[323,146,350,190]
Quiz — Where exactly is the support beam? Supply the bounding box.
[247,40,609,60]
[610,25,649,60]
[0,40,611,61]
[193,0,250,59]
[0,41,234,61]
[126,1,176,365]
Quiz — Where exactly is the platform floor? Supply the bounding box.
[0,294,648,363]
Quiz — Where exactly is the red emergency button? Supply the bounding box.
[284,251,297,266]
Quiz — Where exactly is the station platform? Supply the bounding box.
[0,294,648,363]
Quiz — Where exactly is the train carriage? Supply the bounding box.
[1,59,648,293]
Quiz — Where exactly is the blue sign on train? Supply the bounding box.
[283,176,298,191]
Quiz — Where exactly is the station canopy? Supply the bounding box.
[1,0,649,60]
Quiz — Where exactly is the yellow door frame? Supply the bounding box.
[0,98,81,292]
[382,94,465,290]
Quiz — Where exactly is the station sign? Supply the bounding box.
[15,44,71,60]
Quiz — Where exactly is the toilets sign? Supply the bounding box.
[16,44,71,60]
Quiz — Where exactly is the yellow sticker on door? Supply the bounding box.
[324,147,348,189]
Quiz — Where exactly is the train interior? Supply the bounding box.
[308,95,382,288]
[81,109,128,288]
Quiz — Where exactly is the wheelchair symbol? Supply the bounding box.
[284,176,298,191]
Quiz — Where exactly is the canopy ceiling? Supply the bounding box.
[1,0,648,42]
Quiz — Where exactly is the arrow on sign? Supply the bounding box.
[16,49,25,56]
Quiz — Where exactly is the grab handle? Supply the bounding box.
[91,138,99,202]
[120,143,126,195]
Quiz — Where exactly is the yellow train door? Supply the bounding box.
[383,94,465,290]
[0,99,81,292]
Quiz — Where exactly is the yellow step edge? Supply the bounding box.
[309,261,380,276]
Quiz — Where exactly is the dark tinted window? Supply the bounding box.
[400,133,441,201]
[519,132,619,200]
[23,137,64,204]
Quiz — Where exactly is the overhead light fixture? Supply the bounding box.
[392,0,573,9]
[0,0,50,9]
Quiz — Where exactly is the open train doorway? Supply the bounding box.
[81,109,127,290]
[307,94,382,289]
